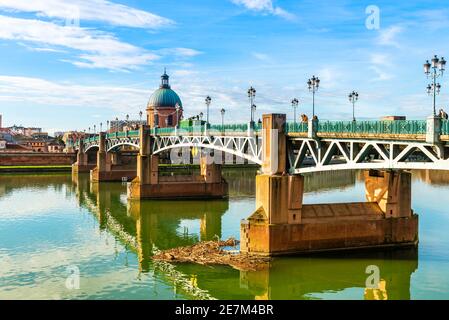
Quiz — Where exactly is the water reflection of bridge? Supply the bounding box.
[0,171,422,300]
[174,249,418,300]
[71,171,418,300]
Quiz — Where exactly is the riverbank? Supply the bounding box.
[0,163,259,173]
[0,165,73,173]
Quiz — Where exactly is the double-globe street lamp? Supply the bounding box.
[348,91,359,122]
[291,98,299,125]
[424,55,446,116]
[205,96,212,126]
[307,76,320,118]
[220,108,225,128]
[248,86,256,126]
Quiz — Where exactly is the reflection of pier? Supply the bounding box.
[73,174,228,298]
[175,249,418,300]
[239,249,418,300]
[414,169,449,185]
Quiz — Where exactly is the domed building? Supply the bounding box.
[146,71,183,128]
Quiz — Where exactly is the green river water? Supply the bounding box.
[0,169,449,300]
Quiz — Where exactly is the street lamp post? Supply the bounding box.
[220,108,225,128]
[175,103,181,128]
[93,125,96,134]
[251,104,257,123]
[100,122,103,132]
[424,55,446,116]
[205,96,211,125]
[307,76,320,118]
[139,111,143,122]
[291,98,299,125]
[107,120,110,131]
[247,86,256,125]
[348,91,359,121]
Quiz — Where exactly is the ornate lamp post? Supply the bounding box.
[88,127,91,134]
[175,103,181,128]
[348,91,359,121]
[251,104,257,123]
[199,112,204,121]
[247,86,256,125]
[220,108,225,128]
[93,125,96,134]
[205,96,211,125]
[307,76,320,118]
[424,55,446,116]
[291,98,299,124]
[100,122,103,132]
[107,120,110,131]
[139,111,143,122]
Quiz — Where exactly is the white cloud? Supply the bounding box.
[369,66,393,81]
[377,26,403,47]
[0,15,159,71]
[0,75,149,111]
[252,52,271,61]
[159,47,203,58]
[231,0,295,20]
[370,53,390,66]
[0,0,173,29]
[369,53,394,81]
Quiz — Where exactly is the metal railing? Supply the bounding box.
[285,122,308,133]
[441,120,449,135]
[317,120,427,135]
[70,119,446,148]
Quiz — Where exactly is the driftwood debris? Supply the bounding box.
[153,238,270,271]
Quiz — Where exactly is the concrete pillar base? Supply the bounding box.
[241,214,418,256]
[127,178,228,200]
[241,170,418,256]
[72,163,96,174]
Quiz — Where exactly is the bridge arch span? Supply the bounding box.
[84,145,100,153]
[107,142,140,153]
[152,142,264,165]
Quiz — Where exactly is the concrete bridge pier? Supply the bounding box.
[127,125,228,200]
[72,139,96,175]
[241,113,418,256]
[90,133,137,182]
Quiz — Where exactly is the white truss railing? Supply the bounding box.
[152,135,263,165]
[288,137,449,173]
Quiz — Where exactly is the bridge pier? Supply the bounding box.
[127,125,228,200]
[241,114,418,256]
[72,139,96,174]
[90,133,137,182]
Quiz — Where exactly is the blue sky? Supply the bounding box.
[1,0,449,134]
